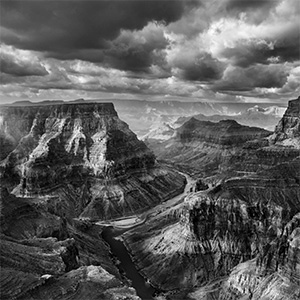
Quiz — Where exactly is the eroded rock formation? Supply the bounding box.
[0,103,185,220]
[123,97,300,299]
[146,117,271,176]
[0,102,187,300]
[271,96,300,147]
[0,187,139,300]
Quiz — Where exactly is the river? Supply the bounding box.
[102,226,156,299]
[101,172,194,300]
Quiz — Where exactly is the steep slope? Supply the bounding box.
[0,103,186,220]
[124,160,300,295]
[216,96,300,300]
[270,96,300,148]
[147,118,271,176]
[0,188,139,300]
[123,97,300,299]
[219,213,300,300]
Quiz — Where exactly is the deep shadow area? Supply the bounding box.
[102,226,155,300]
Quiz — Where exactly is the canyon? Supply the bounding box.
[0,103,186,220]
[122,96,300,299]
[0,102,185,299]
[0,97,299,300]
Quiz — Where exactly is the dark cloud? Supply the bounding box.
[221,39,275,68]
[174,53,225,81]
[220,23,300,67]
[0,52,48,77]
[1,0,188,60]
[46,49,105,63]
[226,0,279,11]
[103,24,169,72]
[213,64,288,92]
[270,24,300,62]
[0,0,299,102]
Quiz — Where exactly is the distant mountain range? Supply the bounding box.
[3,99,287,138]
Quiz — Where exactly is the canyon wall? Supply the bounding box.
[146,116,272,177]
[0,102,186,299]
[0,103,186,220]
[124,97,300,299]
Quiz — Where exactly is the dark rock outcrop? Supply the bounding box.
[0,186,139,300]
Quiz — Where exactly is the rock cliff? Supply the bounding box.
[123,97,300,299]
[124,162,300,294]
[0,102,186,299]
[146,117,271,176]
[0,103,185,220]
[176,118,270,146]
[0,186,140,300]
[270,96,300,148]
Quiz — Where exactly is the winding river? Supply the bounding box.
[101,172,194,300]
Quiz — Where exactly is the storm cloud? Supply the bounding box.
[0,0,299,103]
[1,0,186,59]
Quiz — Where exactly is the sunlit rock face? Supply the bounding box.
[0,103,154,187]
[124,167,300,293]
[271,96,300,147]
[0,103,185,220]
[219,214,300,300]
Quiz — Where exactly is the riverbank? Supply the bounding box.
[95,172,194,229]
[102,226,156,300]
[97,170,195,299]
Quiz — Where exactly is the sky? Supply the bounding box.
[0,0,299,104]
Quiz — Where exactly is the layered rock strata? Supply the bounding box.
[0,103,185,220]
[271,96,300,147]
[0,102,186,299]
[0,188,139,300]
[219,213,300,300]
[147,118,271,176]
[123,97,300,299]
[124,166,300,293]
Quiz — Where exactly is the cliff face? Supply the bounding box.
[215,97,300,300]
[1,103,154,187]
[123,97,300,299]
[219,213,300,300]
[146,118,271,176]
[271,96,300,147]
[0,188,140,300]
[124,164,300,293]
[176,118,270,146]
[0,103,185,220]
[228,97,299,174]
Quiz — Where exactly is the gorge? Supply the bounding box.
[0,97,299,300]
